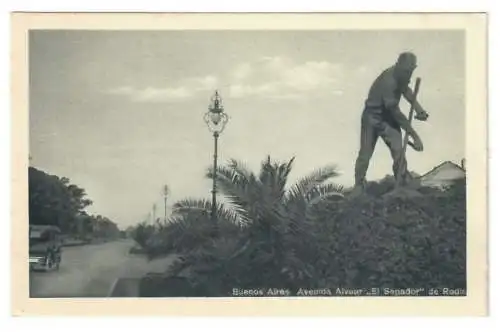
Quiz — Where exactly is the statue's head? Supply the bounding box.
[394,52,417,86]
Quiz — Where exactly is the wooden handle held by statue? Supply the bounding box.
[396,77,422,188]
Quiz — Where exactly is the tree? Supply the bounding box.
[29,167,92,232]
[28,166,121,240]
[174,156,344,227]
[132,222,156,249]
[145,156,345,293]
[89,214,120,239]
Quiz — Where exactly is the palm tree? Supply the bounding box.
[146,199,244,256]
[143,156,345,293]
[205,155,344,225]
[159,155,344,254]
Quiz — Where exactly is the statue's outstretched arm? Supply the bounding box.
[383,97,418,137]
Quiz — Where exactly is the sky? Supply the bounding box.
[29,30,465,228]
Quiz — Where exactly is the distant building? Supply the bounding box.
[418,159,466,188]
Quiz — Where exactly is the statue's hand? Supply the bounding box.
[415,110,429,121]
[408,136,424,152]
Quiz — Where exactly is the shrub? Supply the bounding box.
[140,155,466,297]
[316,179,466,289]
[155,181,464,296]
[144,202,244,259]
[132,222,156,249]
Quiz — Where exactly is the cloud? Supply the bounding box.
[227,56,345,99]
[135,87,192,102]
[108,85,192,102]
[189,75,218,91]
[107,56,346,103]
[107,75,218,103]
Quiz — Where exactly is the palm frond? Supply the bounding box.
[172,197,249,226]
[257,156,295,203]
[206,165,249,189]
[227,159,255,182]
[295,165,341,191]
[284,165,340,205]
[217,204,249,228]
[306,183,345,205]
[207,165,255,203]
[173,198,211,215]
[206,164,265,222]
[258,155,273,185]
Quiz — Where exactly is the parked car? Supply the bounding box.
[29,225,63,271]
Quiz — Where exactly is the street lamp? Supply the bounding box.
[163,185,169,224]
[152,203,157,224]
[204,90,229,232]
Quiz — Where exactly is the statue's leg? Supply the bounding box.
[379,123,408,185]
[354,112,379,188]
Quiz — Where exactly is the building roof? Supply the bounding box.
[418,161,465,181]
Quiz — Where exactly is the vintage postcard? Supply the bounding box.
[11,12,488,316]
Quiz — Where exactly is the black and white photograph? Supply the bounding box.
[11,12,488,316]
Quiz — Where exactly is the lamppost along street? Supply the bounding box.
[204,90,229,231]
[163,185,169,224]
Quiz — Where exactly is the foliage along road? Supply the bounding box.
[29,239,176,298]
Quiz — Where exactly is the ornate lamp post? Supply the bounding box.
[163,185,169,224]
[204,90,229,231]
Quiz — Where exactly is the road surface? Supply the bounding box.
[29,239,177,298]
